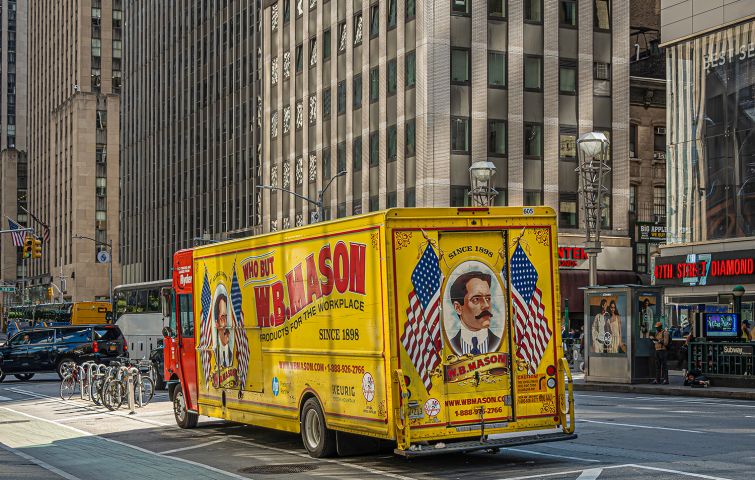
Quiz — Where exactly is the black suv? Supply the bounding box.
[0,324,127,382]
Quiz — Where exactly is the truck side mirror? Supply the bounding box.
[161,288,172,318]
[162,326,174,338]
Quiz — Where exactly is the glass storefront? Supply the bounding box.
[667,20,755,243]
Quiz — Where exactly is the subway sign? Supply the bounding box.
[653,250,755,287]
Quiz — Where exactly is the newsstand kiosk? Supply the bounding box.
[584,285,665,383]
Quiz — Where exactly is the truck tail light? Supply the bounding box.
[546,365,556,376]
[93,341,99,353]
[123,341,128,352]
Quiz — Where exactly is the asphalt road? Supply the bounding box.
[0,373,751,480]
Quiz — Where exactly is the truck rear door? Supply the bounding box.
[438,231,514,428]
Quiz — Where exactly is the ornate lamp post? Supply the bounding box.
[468,161,498,206]
[576,132,611,287]
[733,285,745,317]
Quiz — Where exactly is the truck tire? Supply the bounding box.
[0,366,5,383]
[14,373,35,381]
[56,358,76,380]
[300,398,336,458]
[173,386,198,429]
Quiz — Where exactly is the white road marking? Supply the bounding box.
[160,438,227,455]
[576,393,755,409]
[504,447,601,463]
[576,468,604,480]
[0,406,250,480]
[0,441,83,480]
[0,395,11,401]
[499,464,734,480]
[578,419,703,433]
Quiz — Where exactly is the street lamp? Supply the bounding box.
[257,170,346,223]
[733,285,745,317]
[468,161,498,206]
[73,234,113,307]
[576,131,611,287]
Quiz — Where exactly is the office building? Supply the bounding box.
[120,1,262,282]
[25,0,122,301]
[260,0,633,319]
[658,1,755,324]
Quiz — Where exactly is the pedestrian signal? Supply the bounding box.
[32,238,43,259]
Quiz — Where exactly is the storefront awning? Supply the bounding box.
[559,270,645,313]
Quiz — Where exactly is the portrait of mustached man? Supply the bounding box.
[448,271,502,355]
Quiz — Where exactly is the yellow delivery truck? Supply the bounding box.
[164,207,575,457]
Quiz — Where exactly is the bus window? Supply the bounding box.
[115,292,127,318]
[179,294,194,337]
[135,289,148,312]
[147,289,160,312]
[125,291,138,313]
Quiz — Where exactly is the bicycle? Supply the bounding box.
[59,363,81,400]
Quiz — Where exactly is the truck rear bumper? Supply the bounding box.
[394,431,577,458]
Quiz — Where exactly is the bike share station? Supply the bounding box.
[583,285,665,383]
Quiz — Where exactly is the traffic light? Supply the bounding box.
[32,238,43,259]
[22,236,33,258]
[47,287,54,300]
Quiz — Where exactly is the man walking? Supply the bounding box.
[652,321,670,384]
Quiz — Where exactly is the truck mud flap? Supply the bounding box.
[394,431,577,458]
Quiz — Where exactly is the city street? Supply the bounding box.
[0,374,751,479]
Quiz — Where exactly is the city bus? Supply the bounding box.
[113,280,171,360]
[162,207,576,457]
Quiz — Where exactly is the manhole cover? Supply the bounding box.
[0,420,30,425]
[240,464,319,474]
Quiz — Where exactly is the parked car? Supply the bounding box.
[0,324,127,382]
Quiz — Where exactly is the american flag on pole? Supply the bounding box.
[230,263,250,390]
[400,243,443,391]
[199,267,214,389]
[20,206,49,244]
[7,218,27,247]
[510,243,552,374]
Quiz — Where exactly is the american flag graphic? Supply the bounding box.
[199,267,214,389]
[7,218,27,247]
[510,243,552,374]
[231,264,250,389]
[400,243,443,391]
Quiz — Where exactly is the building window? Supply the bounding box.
[113,40,122,58]
[370,67,379,103]
[524,0,542,23]
[388,59,398,95]
[489,0,505,18]
[406,0,416,20]
[488,52,506,88]
[370,132,379,167]
[488,120,506,156]
[451,48,470,84]
[337,81,346,114]
[370,3,379,37]
[635,242,647,274]
[559,195,578,229]
[323,29,331,60]
[406,119,416,157]
[405,188,416,207]
[323,148,331,179]
[338,142,346,172]
[354,12,363,45]
[594,62,611,96]
[524,123,542,157]
[353,137,362,171]
[559,61,577,94]
[559,0,577,27]
[369,196,379,212]
[406,51,416,88]
[524,55,542,91]
[452,0,470,15]
[594,0,610,30]
[309,37,317,67]
[654,126,666,160]
[559,130,576,159]
[283,0,290,23]
[353,74,363,109]
[92,38,102,57]
[295,44,303,73]
[338,21,347,53]
[387,125,397,161]
[387,192,397,208]
[450,186,469,207]
[451,117,470,153]
[629,124,637,158]
[629,184,637,214]
[524,190,543,206]
[388,0,397,28]
[653,186,666,221]
[323,87,331,119]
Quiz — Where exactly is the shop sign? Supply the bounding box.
[723,345,753,356]
[704,43,755,72]
[653,250,755,287]
[637,222,667,243]
[558,246,588,269]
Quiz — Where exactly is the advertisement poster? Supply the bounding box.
[589,293,628,356]
[637,293,659,338]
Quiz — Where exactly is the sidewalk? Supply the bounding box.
[571,369,755,401]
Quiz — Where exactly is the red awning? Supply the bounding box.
[558,270,645,313]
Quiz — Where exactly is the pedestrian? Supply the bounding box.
[741,320,751,342]
[652,321,670,384]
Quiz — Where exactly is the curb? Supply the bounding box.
[573,382,755,401]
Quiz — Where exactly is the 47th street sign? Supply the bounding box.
[0,285,16,292]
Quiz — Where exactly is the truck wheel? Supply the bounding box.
[0,367,5,383]
[173,387,198,429]
[57,358,76,380]
[14,373,34,381]
[301,398,336,458]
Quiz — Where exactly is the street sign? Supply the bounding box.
[0,285,16,293]
[97,250,111,264]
